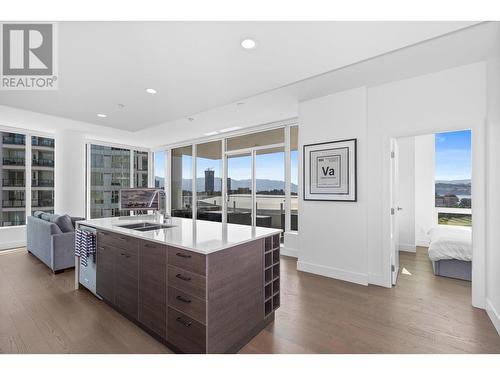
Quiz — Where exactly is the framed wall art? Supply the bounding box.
[303,138,357,201]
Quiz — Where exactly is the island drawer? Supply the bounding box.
[168,265,206,300]
[168,247,206,276]
[167,307,206,354]
[97,230,138,252]
[168,286,206,324]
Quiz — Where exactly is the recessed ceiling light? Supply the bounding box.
[145,88,157,94]
[241,39,256,50]
[96,113,107,118]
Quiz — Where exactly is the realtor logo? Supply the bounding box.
[1,22,58,90]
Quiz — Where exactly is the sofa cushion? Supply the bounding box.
[50,214,74,233]
[33,211,44,219]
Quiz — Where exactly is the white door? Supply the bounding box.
[390,139,400,285]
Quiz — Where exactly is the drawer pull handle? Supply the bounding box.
[175,252,191,259]
[176,317,192,327]
[119,237,127,241]
[176,273,191,281]
[176,295,192,303]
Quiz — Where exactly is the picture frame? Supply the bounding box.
[303,138,357,201]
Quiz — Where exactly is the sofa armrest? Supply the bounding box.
[51,232,76,271]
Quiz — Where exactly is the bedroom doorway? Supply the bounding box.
[390,130,473,295]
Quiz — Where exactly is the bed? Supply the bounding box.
[427,225,472,281]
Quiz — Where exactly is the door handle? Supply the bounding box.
[175,252,191,259]
[176,295,192,303]
[176,273,191,282]
[176,316,192,327]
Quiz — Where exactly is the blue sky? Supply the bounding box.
[435,130,471,181]
[155,150,298,184]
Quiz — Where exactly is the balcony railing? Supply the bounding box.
[2,157,25,166]
[32,179,54,187]
[2,136,25,145]
[2,178,25,187]
[32,139,55,148]
[32,158,54,167]
[2,200,25,208]
[32,200,54,208]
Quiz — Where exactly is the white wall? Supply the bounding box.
[396,137,416,252]
[54,130,86,218]
[414,134,436,247]
[486,57,500,333]
[297,87,368,285]
[296,63,487,307]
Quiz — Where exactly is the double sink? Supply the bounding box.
[116,222,176,232]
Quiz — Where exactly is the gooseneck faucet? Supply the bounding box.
[148,189,169,223]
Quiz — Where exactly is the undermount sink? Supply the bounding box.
[116,222,176,232]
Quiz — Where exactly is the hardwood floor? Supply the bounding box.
[1,247,499,353]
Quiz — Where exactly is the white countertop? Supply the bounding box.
[76,215,281,254]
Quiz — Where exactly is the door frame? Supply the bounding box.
[386,126,485,309]
[224,142,285,228]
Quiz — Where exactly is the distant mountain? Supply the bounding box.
[436,179,471,185]
[154,177,296,193]
[435,179,471,197]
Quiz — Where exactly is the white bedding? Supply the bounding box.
[427,225,472,262]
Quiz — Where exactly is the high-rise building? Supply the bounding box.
[90,145,131,218]
[227,177,232,193]
[31,136,55,216]
[205,168,215,193]
[0,133,55,227]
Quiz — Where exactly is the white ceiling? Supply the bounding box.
[0,21,477,132]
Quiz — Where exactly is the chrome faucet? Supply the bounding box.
[149,189,169,222]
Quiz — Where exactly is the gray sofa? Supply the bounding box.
[27,212,85,273]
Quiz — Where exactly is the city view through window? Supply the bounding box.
[435,130,472,226]
[162,126,298,233]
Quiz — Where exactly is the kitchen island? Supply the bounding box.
[74,216,282,354]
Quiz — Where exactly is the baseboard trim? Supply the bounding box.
[368,273,390,288]
[399,243,416,252]
[416,239,430,247]
[297,260,368,286]
[0,241,26,251]
[486,298,500,335]
[281,247,298,258]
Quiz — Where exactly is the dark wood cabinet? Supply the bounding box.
[95,229,279,353]
[96,244,116,304]
[115,246,139,320]
[138,241,167,339]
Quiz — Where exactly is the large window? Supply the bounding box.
[1,132,26,226]
[196,141,222,222]
[1,132,55,227]
[90,145,131,219]
[171,145,193,218]
[154,123,298,236]
[31,136,55,215]
[435,130,471,226]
